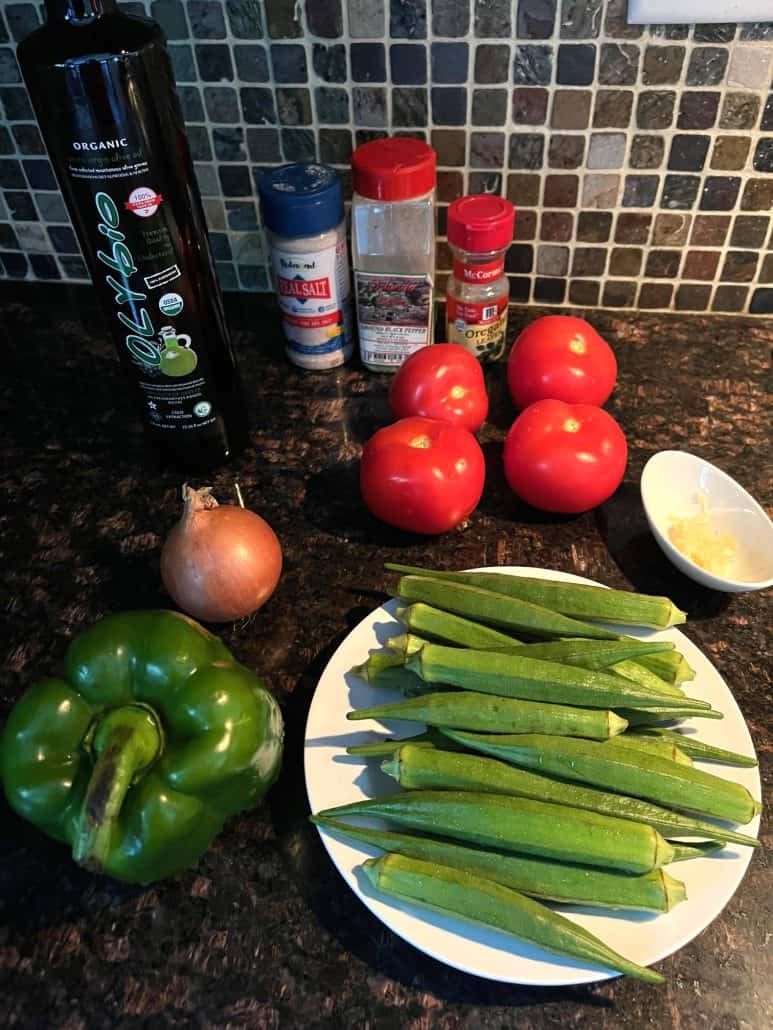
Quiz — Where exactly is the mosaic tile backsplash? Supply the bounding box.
[1,1,773,314]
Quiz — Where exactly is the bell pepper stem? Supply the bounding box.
[72,705,162,874]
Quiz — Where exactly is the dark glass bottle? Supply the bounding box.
[18,0,247,470]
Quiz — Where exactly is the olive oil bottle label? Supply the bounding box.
[25,45,237,442]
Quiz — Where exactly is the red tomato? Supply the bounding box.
[360,416,485,534]
[503,400,627,514]
[507,316,617,409]
[389,344,489,432]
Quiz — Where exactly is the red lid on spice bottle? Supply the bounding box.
[352,137,437,201]
[447,195,516,252]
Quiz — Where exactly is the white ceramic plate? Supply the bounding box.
[303,568,761,986]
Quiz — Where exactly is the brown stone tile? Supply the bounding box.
[741,179,773,210]
[721,250,759,282]
[652,212,691,246]
[638,282,673,308]
[630,134,664,169]
[599,43,640,85]
[569,279,601,305]
[712,285,749,311]
[551,89,592,129]
[534,277,566,303]
[512,208,537,240]
[677,91,720,130]
[759,253,773,283]
[675,284,711,310]
[582,173,619,208]
[513,87,550,125]
[436,240,453,269]
[577,211,612,242]
[700,176,741,211]
[719,92,760,129]
[544,173,579,207]
[711,136,752,171]
[437,171,464,202]
[431,129,466,165]
[602,280,637,307]
[593,89,633,128]
[645,249,681,278]
[690,214,731,246]
[540,211,574,241]
[636,90,676,129]
[507,173,541,206]
[608,247,642,277]
[615,212,651,243]
[642,45,686,85]
[537,244,569,276]
[730,216,768,248]
[571,247,607,276]
[682,250,720,280]
[605,0,643,39]
[548,134,586,168]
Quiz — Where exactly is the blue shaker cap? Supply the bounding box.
[258,163,344,237]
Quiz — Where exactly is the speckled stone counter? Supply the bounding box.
[0,283,770,1029]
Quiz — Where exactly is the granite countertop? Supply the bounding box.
[0,283,770,1029]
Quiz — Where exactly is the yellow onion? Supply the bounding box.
[161,484,282,622]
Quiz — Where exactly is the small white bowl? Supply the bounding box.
[641,450,773,593]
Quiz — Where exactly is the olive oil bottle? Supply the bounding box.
[18,0,247,470]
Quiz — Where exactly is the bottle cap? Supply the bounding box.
[447,195,516,252]
[258,163,344,237]
[352,138,436,202]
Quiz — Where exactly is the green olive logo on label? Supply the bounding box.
[159,292,184,316]
[158,327,198,377]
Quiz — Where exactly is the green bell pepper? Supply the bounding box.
[0,610,284,884]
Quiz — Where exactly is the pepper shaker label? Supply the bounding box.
[354,271,434,366]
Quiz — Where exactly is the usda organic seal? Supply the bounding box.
[159,292,184,316]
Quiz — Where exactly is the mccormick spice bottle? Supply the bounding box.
[445,195,515,363]
[351,138,436,372]
[258,163,354,371]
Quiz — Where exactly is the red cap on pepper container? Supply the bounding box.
[352,137,436,202]
[447,195,516,252]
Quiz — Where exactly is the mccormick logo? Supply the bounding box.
[277,275,331,299]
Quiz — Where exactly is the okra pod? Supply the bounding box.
[396,603,524,649]
[347,731,435,757]
[608,660,686,699]
[638,651,695,685]
[351,659,432,696]
[408,643,711,713]
[444,733,761,825]
[348,690,627,740]
[619,706,723,725]
[363,854,665,982]
[315,816,686,913]
[669,840,725,862]
[387,564,686,629]
[396,739,759,847]
[317,789,675,874]
[395,613,676,671]
[604,735,693,766]
[631,728,758,768]
[397,575,619,641]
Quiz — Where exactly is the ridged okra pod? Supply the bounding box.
[315,816,686,913]
[316,789,675,874]
[362,854,665,983]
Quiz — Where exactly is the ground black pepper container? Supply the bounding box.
[17,0,247,470]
